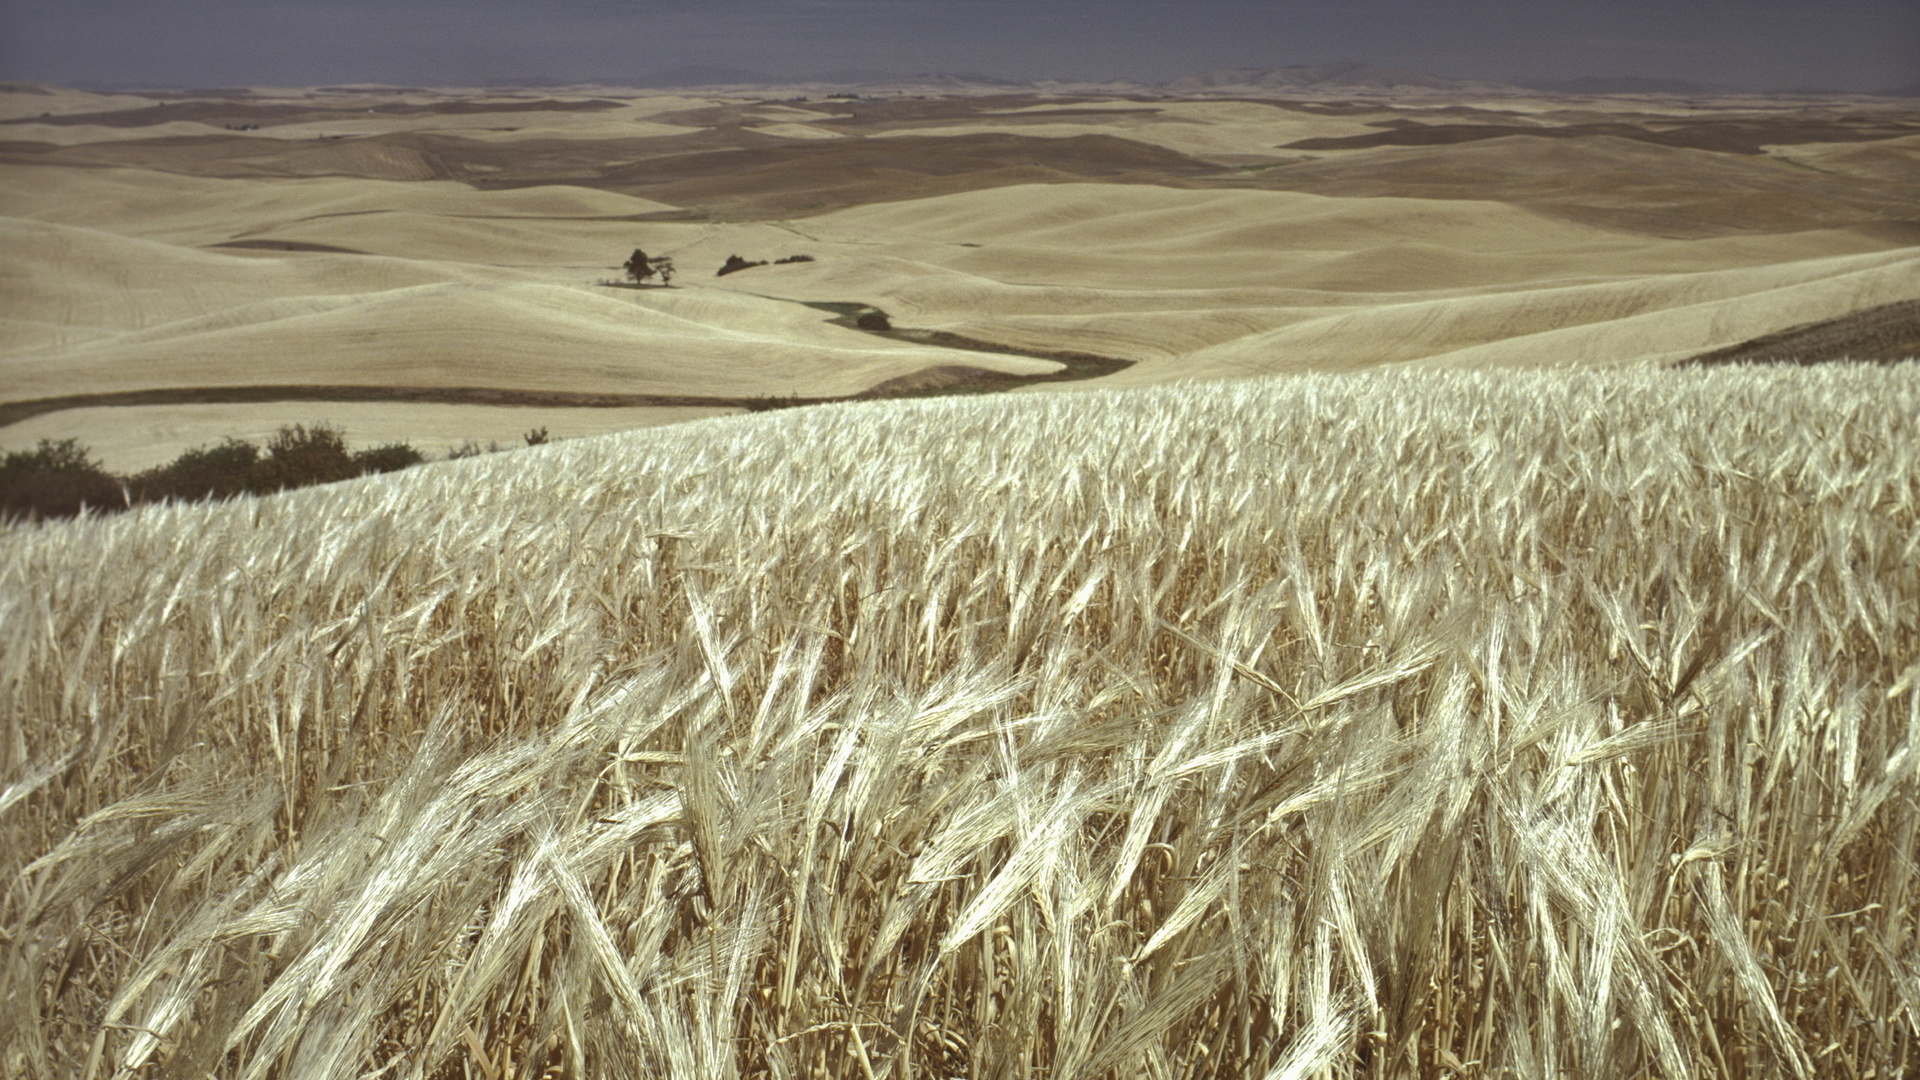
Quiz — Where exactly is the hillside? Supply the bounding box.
[4,82,1917,468]
[3,366,1916,1077]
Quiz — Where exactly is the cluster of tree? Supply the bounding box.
[0,439,126,521]
[623,249,675,286]
[717,253,816,277]
[1,424,549,523]
[620,249,814,285]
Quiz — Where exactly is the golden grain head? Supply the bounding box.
[2,364,1917,1078]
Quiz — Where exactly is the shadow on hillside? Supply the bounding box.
[1679,299,1920,366]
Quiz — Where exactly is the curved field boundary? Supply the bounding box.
[0,305,1136,428]
[0,385,795,429]
[1679,299,1920,367]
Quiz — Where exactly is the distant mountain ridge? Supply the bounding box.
[1158,62,1521,94]
[1517,76,1734,95]
[597,62,1902,96]
[618,67,1030,89]
[614,60,1511,93]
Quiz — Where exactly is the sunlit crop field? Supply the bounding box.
[3,365,1916,1079]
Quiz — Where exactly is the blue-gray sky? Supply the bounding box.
[2,0,1915,91]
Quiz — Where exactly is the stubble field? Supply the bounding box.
[3,81,1917,464]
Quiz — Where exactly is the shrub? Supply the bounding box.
[0,438,126,520]
[743,392,805,412]
[717,254,768,277]
[721,254,811,276]
[129,437,259,503]
[6,422,489,521]
[446,439,506,460]
[351,441,426,475]
[523,427,550,446]
[251,424,357,492]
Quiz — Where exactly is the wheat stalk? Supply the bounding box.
[2,364,1915,1078]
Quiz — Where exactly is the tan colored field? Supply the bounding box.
[0,401,736,472]
[3,367,1915,1077]
[4,79,1920,1077]
[3,82,1916,463]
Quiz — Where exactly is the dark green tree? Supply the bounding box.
[0,438,125,520]
[251,424,357,492]
[129,438,258,503]
[624,248,654,285]
[351,442,426,475]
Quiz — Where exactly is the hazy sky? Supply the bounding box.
[2,0,1915,91]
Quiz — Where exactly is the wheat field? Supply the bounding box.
[3,365,1917,1079]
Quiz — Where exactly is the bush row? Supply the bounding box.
[1,424,550,522]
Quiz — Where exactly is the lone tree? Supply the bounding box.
[623,248,675,287]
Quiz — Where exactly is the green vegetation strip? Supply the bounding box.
[0,384,804,430]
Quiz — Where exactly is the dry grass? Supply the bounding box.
[2,365,1916,1078]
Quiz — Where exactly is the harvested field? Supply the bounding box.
[1230,135,1920,237]
[1,79,1915,478]
[0,97,628,130]
[1684,297,1920,365]
[1278,114,1920,155]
